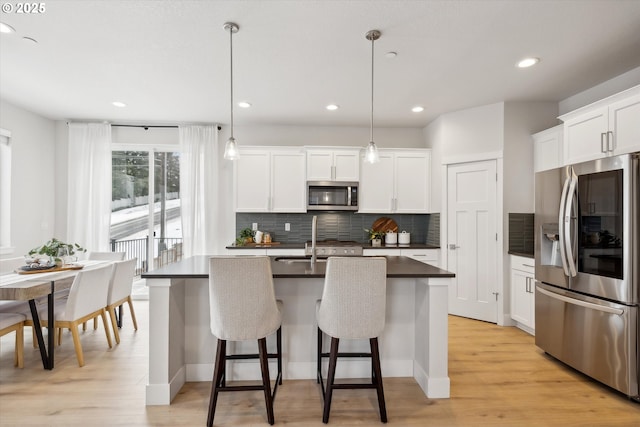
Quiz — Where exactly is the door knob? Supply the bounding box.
[448,244,459,250]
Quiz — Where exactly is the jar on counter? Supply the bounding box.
[263,232,272,244]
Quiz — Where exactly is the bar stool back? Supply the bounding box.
[207,256,282,426]
[317,256,387,423]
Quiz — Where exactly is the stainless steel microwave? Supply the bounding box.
[307,181,358,211]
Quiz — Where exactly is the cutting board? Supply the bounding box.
[15,264,84,275]
[371,217,398,233]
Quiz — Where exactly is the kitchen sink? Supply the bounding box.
[274,256,327,264]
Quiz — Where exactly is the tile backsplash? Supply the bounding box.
[236,212,440,246]
[508,213,534,255]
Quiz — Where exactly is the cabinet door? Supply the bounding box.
[510,268,533,328]
[609,92,640,155]
[333,150,360,181]
[306,150,333,181]
[395,152,430,213]
[533,125,563,172]
[271,151,306,212]
[235,150,270,212]
[563,106,608,164]
[401,249,439,267]
[358,153,394,212]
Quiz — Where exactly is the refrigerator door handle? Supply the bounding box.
[537,286,624,315]
[564,171,578,277]
[558,172,571,277]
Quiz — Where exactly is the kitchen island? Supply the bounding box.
[142,255,454,405]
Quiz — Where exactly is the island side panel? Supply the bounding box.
[413,277,451,398]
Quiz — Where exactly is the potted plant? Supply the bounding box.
[28,238,86,266]
[236,228,255,246]
[364,229,385,247]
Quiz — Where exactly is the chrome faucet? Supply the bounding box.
[311,215,318,267]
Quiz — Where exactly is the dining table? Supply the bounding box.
[0,259,111,369]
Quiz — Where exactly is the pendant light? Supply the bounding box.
[364,29,381,164]
[223,22,240,160]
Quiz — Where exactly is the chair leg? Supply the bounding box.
[258,337,275,425]
[93,317,98,330]
[69,322,85,367]
[276,326,282,385]
[370,338,387,423]
[322,337,339,424]
[207,339,226,427]
[14,324,24,368]
[100,310,113,348]
[317,327,322,385]
[82,321,87,331]
[108,307,121,344]
[127,296,138,330]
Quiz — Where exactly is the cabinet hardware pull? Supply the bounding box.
[607,131,614,152]
[600,133,606,153]
[523,264,534,268]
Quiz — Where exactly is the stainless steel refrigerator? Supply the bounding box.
[534,152,639,402]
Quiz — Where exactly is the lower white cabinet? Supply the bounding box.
[510,255,535,334]
[400,249,439,267]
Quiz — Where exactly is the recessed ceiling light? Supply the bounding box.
[385,51,397,59]
[517,57,540,68]
[22,36,38,44]
[112,101,127,108]
[0,22,15,33]
[326,104,339,111]
[238,101,251,108]
[412,106,425,113]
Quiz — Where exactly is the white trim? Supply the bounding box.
[442,150,503,165]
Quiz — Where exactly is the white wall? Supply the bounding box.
[0,99,57,257]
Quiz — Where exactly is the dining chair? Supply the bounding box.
[207,256,283,426]
[38,264,114,367]
[105,258,138,344]
[316,256,388,423]
[87,251,126,261]
[0,312,26,368]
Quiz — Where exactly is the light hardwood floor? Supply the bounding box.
[1,300,639,426]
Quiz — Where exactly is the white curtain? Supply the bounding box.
[67,123,112,252]
[179,125,219,257]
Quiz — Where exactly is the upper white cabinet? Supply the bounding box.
[359,149,431,213]
[306,148,360,181]
[560,85,640,165]
[235,147,306,212]
[533,125,563,173]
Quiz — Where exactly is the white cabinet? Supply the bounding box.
[560,85,640,165]
[306,148,360,181]
[533,125,563,172]
[235,147,306,212]
[359,149,431,213]
[510,255,535,334]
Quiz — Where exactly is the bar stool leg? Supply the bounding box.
[207,339,226,427]
[277,326,282,385]
[317,327,322,385]
[322,337,339,424]
[258,337,275,425]
[370,337,387,423]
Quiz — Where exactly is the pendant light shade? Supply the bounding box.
[223,22,240,161]
[364,29,381,164]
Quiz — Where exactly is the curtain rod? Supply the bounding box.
[111,124,222,130]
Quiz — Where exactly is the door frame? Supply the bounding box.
[440,151,509,326]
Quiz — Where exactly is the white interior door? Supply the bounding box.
[447,160,498,322]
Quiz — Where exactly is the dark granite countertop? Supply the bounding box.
[508,251,534,259]
[142,255,454,279]
[225,243,440,250]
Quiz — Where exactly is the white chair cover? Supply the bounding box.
[107,258,137,305]
[55,264,113,321]
[317,257,387,340]
[88,252,125,261]
[208,256,281,341]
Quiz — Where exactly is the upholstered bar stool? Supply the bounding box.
[316,256,388,423]
[207,256,283,426]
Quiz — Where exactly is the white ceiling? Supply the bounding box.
[1,0,640,128]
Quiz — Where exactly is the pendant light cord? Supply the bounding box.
[370,34,374,142]
[229,25,234,140]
